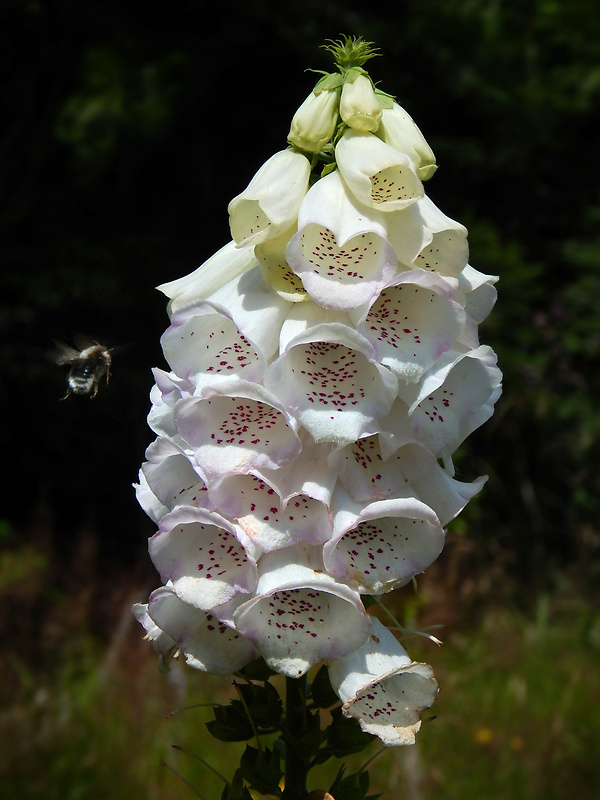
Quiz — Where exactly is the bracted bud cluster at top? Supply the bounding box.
[133,37,502,747]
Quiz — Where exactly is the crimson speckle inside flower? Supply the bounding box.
[301,227,383,283]
[371,166,419,204]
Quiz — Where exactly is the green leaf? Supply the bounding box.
[236,680,283,729]
[281,708,326,759]
[309,665,339,709]
[326,708,374,757]
[239,746,282,796]
[206,703,254,742]
[328,765,380,800]
[221,768,253,800]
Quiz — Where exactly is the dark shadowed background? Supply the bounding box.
[1,1,599,798]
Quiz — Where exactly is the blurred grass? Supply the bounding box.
[1,536,599,800]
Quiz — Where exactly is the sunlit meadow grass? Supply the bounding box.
[2,559,599,800]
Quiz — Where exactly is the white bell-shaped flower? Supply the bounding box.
[331,434,486,527]
[350,271,466,384]
[228,150,311,247]
[134,586,258,675]
[328,617,438,746]
[157,240,258,314]
[335,129,424,212]
[413,196,469,277]
[455,265,499,348]
[233,545,372,678]
[324,491,445,594]
[396,345,503,459]
[136,436,211,522]
[148,506,259,611]
[160,301,266,390]
[174,377,302,481]
[286,169,398,311]
[264,322,398,445]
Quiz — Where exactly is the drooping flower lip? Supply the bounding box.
[134,586,258,675]
[349,271,466,384]
[148,505,260,611]
[328,617,439,746]
[174,377,302,482]
[136,436,211,522]
[329,432,487,526]
[335,128,424,212]
[286,169,399,311]
[160,300,267,389]
[324,492,445,594]
[396,345,503,458]
[232,545,372,678]
[208,472,333,552]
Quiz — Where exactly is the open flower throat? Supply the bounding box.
[134,36,502,747]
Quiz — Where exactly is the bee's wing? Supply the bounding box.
[52,340,81,364]
[72,333,104,351]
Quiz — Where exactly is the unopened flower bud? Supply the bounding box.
[340,72,382,132]
[288,88,339,153]
[379,101,437,180]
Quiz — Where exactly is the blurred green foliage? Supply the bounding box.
[1,588,599,800]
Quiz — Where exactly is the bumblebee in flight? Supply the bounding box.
[53,338,112,399]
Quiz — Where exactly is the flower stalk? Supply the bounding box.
[283,674,310,800]
[133,34,501,800]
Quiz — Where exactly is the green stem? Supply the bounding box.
[282,674,309,800]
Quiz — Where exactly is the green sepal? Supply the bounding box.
[322,35,380,71]
[344,66,369,85]
[320,162,338,179]
[314,72,344,93]
[240,745,283,796]
[374,88,395,108]
[309,665,339,709]
[326,707,374,757]
[361,594,380,610]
